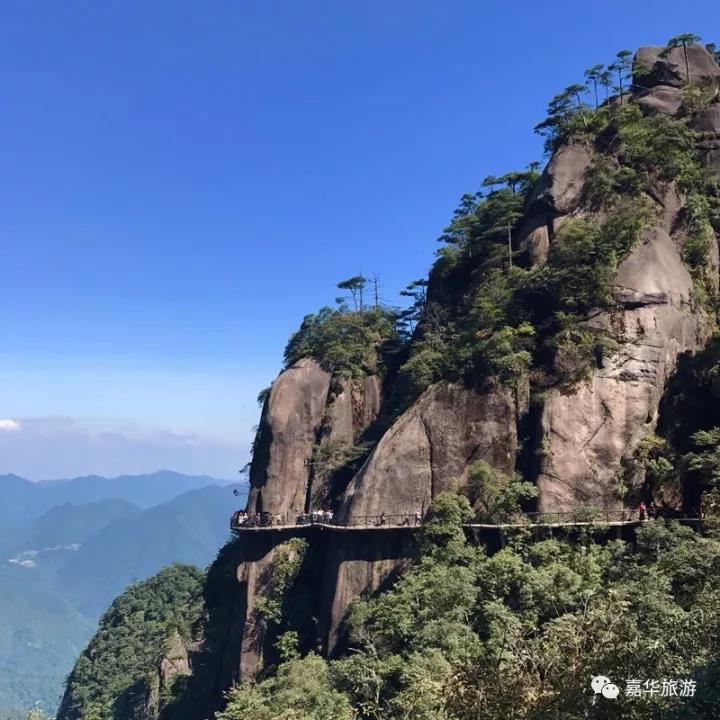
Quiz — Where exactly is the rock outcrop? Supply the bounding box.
[339,381,521,520]
[518,143,592,267]
[636,45,720,89]
[223,40,720,694]
[247,358,331,518]
[326,375,382,443]
[322,530,415,654]
[637,85,684,115]
[527,143,593,216]
[533,46,720,510]
[247,361,384,519]
[537,224,708,511]
[695,104,720,173]
[143,631,193,719]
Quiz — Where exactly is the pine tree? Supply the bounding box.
[336,276,368,312]
[584,64,605,108]
[663,33,703,83]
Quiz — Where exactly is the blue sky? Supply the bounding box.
[0,1,716,480]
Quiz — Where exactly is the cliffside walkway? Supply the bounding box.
[230,509,703,533]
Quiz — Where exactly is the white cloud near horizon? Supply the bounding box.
[0,415,253,481]
[0,359,272,481]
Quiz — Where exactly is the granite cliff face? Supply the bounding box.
[534,46,719,510]
[338,381,522,520]
[247,359,383,519]
[537,224,706,510]
[213,43,720,686]
[246,358,332,518]
[165,43,720,704]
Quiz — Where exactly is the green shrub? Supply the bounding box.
[310,437,369,485]
[254,539,308,626]
[284,307,399,379]
[466,460,539,522]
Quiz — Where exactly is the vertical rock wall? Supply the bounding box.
[247,359,331,518]
[338,381,522,520]
[217,41,720,693]
[537,227,707,511]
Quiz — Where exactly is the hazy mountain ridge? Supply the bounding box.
[0,472,246,717]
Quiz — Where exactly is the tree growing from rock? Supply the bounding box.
[584,64,605,108]
[663,33,702,84]
[609,49,633,104]
[337,275,368,312]
[599,67,613,100]
[398,278,428,335]
[534,84,590,150]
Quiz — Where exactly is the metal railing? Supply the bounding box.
[230,506,692,532]
[230,511,423,531]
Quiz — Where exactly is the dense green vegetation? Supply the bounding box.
[0,569,95,719]
[57,565,205,720]
[219,493,720,720]
[284,276,402,379]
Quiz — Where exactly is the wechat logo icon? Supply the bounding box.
[591,675,620,699]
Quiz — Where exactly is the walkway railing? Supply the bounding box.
[230,507,693,532]
[230,511,422,531]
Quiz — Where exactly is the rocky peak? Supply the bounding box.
[246,358,384,519]
[247,358,331,518]
[635,44,720,90]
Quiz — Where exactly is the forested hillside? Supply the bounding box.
[0,476,240,718]
[57,565,205,720]
[216,496,720,720]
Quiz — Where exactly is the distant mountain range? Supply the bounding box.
[0,469,231,526]
[0,471,248,717]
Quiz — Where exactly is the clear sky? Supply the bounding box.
[0,1,716,480]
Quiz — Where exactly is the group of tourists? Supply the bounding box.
[297,509,335,524]
[232,511,284,527]
[232,509,336,528]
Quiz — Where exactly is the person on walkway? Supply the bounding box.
[639,501,647,522]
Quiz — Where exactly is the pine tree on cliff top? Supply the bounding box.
[663,33,703,83]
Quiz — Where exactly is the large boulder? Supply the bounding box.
[694,103,720,173]
[338,381,521,520]
[516,215,551,267]
[527,144,593,216]
[635,45,720,90]
[636,85,684,116]
[246,358,331,518]
[537,227,707,511]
